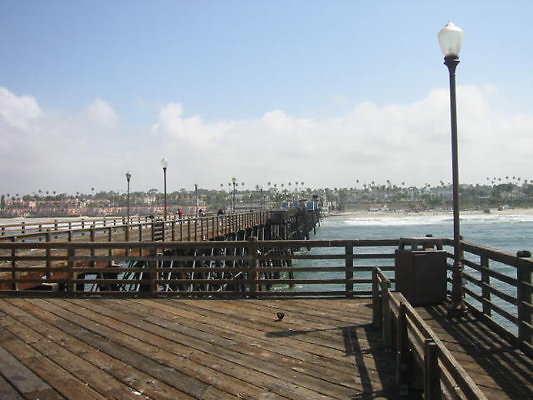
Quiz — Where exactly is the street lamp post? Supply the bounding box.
[161,158,168,220]
[194,183,198,216]
[125,171,132,224]
[439,22,467,316]
[232,177,237,213]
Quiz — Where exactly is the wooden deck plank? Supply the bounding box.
[0,298,197,400]
[0,373,26,400]
[0,311,142,400]
[57,298,361,399]
[0,332,107,399]
[85,298,371,395]
[47,299,294,399]
[120,298,363,384]
[0,298,397,399]
[141,298,396,396]
[26,298,351,399]
[0,345,58,400]
[20,298,234,400]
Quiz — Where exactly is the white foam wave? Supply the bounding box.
[325,212,533,227]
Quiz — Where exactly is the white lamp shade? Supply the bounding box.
[438,22,464,56]
[161,158,168,168]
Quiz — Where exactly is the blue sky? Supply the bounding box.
[1,1,532,195]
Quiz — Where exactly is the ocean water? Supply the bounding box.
[287,211,533,297]
[314,211,533,253]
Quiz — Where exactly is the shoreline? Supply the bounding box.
[327,207,533,218]
[1,207,532,225]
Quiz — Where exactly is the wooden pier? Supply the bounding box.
[0,298,396,399]
[0,213,531,399]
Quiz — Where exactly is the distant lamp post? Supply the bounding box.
[439,21,467,316]
[194,183,198,216]
[125,171,132,224]
[161,158,168,220]
[232,177,237,213]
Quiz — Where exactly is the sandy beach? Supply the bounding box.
[328,207,533,219]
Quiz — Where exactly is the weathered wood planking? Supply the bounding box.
[418,304,533,400]
[0,298,397,399]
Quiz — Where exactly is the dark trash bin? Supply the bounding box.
[395,237,447,306]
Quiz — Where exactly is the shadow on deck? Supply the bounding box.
[420,305,533,400]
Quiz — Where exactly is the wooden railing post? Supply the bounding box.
[248,237,259,297]
[171,219,176,241]
[107,228,113,266]
[46,232,52,279]
[382,279,392,351]
[397,301,412,396]
[90,229,96,266]
[67,246,75,294]
[480,254,491,315]
[345,245,354,297]
[11,236,17,291]
[424,339,441,400]
[517,250,532,347]
[150,259,158,295]
[372,268,381,327]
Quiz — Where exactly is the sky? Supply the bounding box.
[1,1,532,195]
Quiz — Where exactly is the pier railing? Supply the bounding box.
[0,236,531,352]
[373,267,488,400]
[0,212,271,243]
[0,238,398,296]
[445,239,533,354]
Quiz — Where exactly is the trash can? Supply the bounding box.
[395,237,447,306]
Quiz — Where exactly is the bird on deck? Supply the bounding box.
[276,312,285,321]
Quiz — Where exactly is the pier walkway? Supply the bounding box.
[0,298,396,400]
[0,297,530,399]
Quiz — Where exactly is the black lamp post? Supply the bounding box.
[161,158,168,220]
[231,177,237,213]
[439,21,467,316]
[194,183,198,216]
[125,171,131,224]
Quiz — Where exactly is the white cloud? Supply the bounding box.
[2,85,533,195]
[84,99,118,128]
[0,87,43,131]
